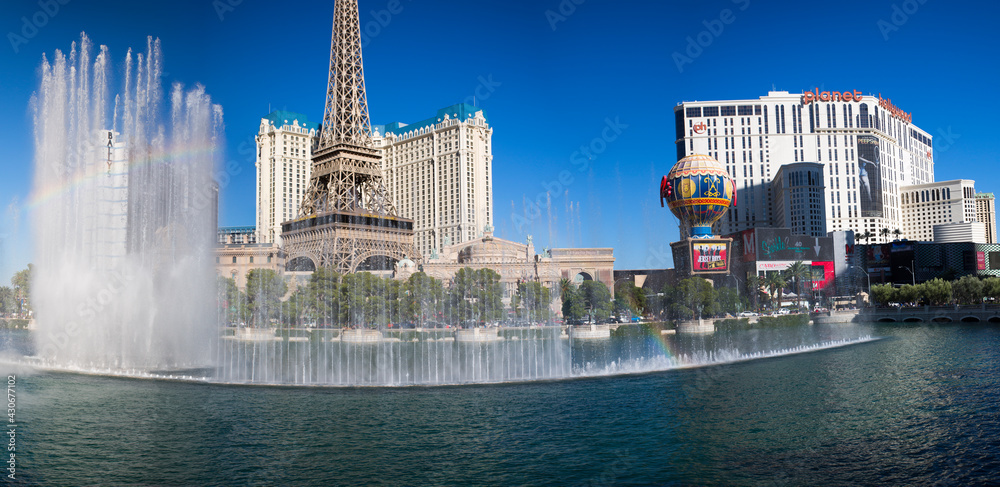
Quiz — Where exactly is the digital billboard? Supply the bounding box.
[811,261,835,292]
[753,228,835,262]
[867,244,891,272]
[857,135,883,218]
[691,240,730,274]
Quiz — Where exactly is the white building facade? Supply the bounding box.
[899,179,977,242]
[674,90,934,243]
[373,103,494,261]
[975,192,997,244]
[255,111,318,245]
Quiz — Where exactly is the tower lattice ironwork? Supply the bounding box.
[283,0,415,274]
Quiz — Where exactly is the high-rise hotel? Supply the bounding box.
[252,104,493,260]
[674,90,934,243]
[255,111,318,245]
[373,103,494,260]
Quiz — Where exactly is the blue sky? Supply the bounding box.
[1,0,998,280]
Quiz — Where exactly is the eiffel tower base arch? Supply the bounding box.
[282,211,416,275]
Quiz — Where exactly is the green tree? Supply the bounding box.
[716,287,744,316]
[764,272,787,310]
[245,269,288,327]
[217,276,247,325]
[304,267,342,326]
[280,289,306,327]
[406,272,444,326]
[870,283,896,305]
[579,281,613,322]
[983,277,1000,303]
[11,264,32,316]
[449,268,504,325]
[513,281,552,322]
[341,272,388,327]
[668,277,716,319]
[614,282,647,317]
[897,284,919,305]
[879,228,890,241]
[919,278,953,305]
[893,228,902,241]
[952,275,984,305]
[560,279,585,321]
[783,261,811,309]
[0,286,14,317]
[745,274,764,312]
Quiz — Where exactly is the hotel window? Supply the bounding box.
[703,106,719,117]
[721,106,736,116]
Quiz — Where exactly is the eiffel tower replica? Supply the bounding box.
[282,0,415,274]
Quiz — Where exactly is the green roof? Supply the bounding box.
[376,103,488,137]
[264,110,318,131]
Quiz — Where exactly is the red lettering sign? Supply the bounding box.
[877,94,913,123]
[742,229,756,261]
[802,88,863,106]
[693,122,707,134]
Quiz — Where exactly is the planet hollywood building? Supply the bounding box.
[674,90,934,243]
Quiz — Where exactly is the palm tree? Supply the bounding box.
[764,272,787,310]
[893,228,902,241]
[858,231,872,245]
[745,274,762,312]
[879,227,890,242]
[784,261,811,309]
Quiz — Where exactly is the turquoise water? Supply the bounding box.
[3,323,999,485]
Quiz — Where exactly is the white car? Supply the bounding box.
[737,311,757,317]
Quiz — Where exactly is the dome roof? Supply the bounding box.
[397,257,416,269]
[667,153,726,179]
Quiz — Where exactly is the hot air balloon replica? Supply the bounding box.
[660,153,737,275]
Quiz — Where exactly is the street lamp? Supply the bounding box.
[857,267,871,307]
[897,261,915,286]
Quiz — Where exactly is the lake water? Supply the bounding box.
[3,322,998,485]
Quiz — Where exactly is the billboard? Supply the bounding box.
[857,135,883,218]
[811,261,835,292]
[832,231,855,285]
[754,228,835,262]
[691,240,730,274]
[867,244,891,271]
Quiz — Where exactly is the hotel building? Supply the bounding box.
[899,180,977,242]
[770,162,827,237]
[255,111,319,246]
[674,90,934,243]
[976,192,997,244]
[373,103,494,260]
